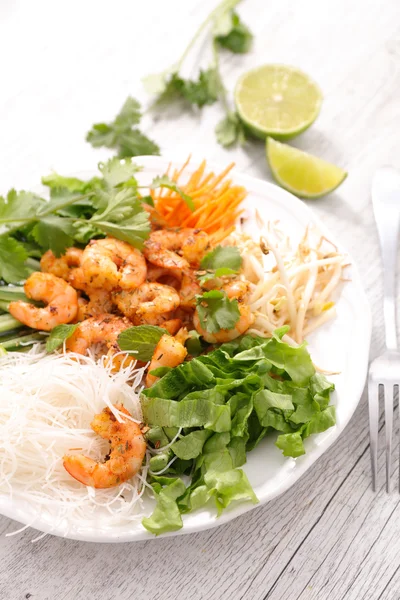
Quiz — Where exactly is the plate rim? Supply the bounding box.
[0,156,372,542]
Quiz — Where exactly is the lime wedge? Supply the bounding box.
[266,138,347,198]
[235,64,322,140]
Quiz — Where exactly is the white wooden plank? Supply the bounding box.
[0,0,399,598]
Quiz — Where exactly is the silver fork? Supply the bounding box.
[369,167,400,492]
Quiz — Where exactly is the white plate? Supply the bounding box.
[0,157,371,542]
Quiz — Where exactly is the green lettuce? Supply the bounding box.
[141,333,336,535]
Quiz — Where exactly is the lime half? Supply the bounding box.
[266,138,347,198]
[235,64,322,140]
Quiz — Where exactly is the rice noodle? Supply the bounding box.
[0,346,150,534]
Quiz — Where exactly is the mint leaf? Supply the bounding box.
[196,290,240,334]
[117,325,168,361]
[0,237,29,283]
[46,323,79,353]
[215,112,247,148]
[150,175,194,212]
[200,245,242,271]
[215,11,253,54]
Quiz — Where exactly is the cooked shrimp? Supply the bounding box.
[143,239,189,270]
[179,270,201,310]
[63,404,146,489]
[40,248,83,281]
[223,280,250,301]
[77,290,114,320]
[146,333,188,387]
[66,314,131,355]
[113,283,180,326]
[9,272,78,331]
[81,238,147,291]
[149,228,210,265]
[193,303,254,343]
[147,264,182,290]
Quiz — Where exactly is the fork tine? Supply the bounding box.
[385,385,394,492]
[368,378,379,492]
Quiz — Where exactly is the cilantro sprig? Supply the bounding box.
[86,97,160,157]
[0,158,151,283]
[196,290,240,333]
[198,245,242,284]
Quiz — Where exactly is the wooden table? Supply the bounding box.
[0,0,399,598]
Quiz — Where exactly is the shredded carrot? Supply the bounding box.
[151,158,246,240]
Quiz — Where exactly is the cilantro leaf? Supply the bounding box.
[113,97,141,128]
[46,323,79,353]
[197,267,238,285]
[158,69,222,108]
[86,96,160,158]
[150,175,195,212]
[99,157,141,189]
[0,190,45,224]
[200,245,242,271]
[0,237,29,283]
[118,325,169,361]
[215,112,247,148]
[41,173,95,193]
[215,11,253,54]
[196,290,240,334]
[32,216,75,256]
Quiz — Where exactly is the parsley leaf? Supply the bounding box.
[46,323,79,353]
[118,325,169,361]
[215,11,253,54]
[150,175,195,211]
[86,96,160,158]
[196,290,240,334]
[200,245,242,271]
[215,112,247,148]
[0,237,29,282]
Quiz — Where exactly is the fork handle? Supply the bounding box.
[375,210,399,350]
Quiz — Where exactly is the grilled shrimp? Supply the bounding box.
[9,272,78,331]
[146,331,188,387]
[63,404,146,489]
[81,238,147,291]
[66,314,131,355]
[146,228,209,267]
[76,290,114,320]
[179,270,202,310]
[146,265,182,290]
[40,248,83,281]
[143,239,189,270]
[113,282,180,326]
[193,296,254,343]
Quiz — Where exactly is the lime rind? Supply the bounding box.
[266,138,347,199]
[235,64,323,141]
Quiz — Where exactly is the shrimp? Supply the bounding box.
[113,282,180,326]
[9,272,78,331]
[63,404,146,489]
[223,280,250,301]
[40,248,83,281]
[146,333,188,387]
[146,264,182,290]
[143,239,189,270]
[66,314,131,355]
[77,290,114,320]
[179,270,202,310]
[193,303,254,343]
[149,228,210,266]
[81,238,147,291]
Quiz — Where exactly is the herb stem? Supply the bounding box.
[0,332,45,349]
